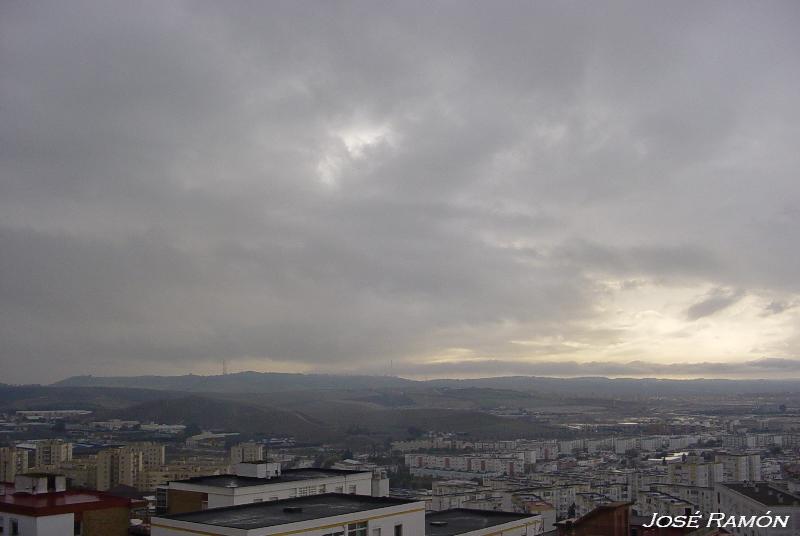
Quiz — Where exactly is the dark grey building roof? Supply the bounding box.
[722,483,800,507]
[174,468,370,488]
[425,509,535,536]
[161,493,417,529]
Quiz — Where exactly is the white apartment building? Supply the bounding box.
[510,485,581,519]
[405,454,525,478]
[33,439,73,469]
[153,494,543,536]
[231,442,266,465]
[585,439,612,453]
[0,447,29,482]
[574,492,610,517]
[96,443,165,491]
[612,438,638,454]
[558,439,585,454]
[635,489,696,518]
[638,437,666,452]
[15,410,91,421]
[715,453,761,482]
[667,460,723,487]
[431,480,492,511]
[165,463,387,514]
[153,494,425,536]
[650,483,716,515]
[664,436,699,450]
[715,483,800,536]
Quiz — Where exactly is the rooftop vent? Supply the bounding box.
[283,506,303,513]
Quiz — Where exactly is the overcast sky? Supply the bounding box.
[2,1,799,383]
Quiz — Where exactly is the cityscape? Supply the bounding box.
[1,373,799,535]
[2,1,800,535]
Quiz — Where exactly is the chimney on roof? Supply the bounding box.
[14,474,66,495]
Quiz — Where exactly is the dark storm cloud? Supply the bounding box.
[1,1,799,382]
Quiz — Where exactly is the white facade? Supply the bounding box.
[405,454,525,477]
[715,483,800,536]
[153,500,426,536]
[169,471,377,509]
[613,438,637,454]
[667,461,723,487]
[231,442,266,465]
[0,512,73,536]
[33,440,73,468]
[234,462,281,479]
[715,453,761,482]
[0,447,29,482]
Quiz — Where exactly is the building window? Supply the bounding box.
[372,529,382,536]
[10,519,19,536]
[323,531,344,536]
[348,484,357,494]
[394,524,403,536]
[347,521,367,536]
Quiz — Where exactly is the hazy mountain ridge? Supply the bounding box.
[53,372,414,392]
[0,384,184,411]
[53,372,800,398]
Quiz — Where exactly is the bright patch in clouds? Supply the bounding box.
[586,280,800,363]
[317,123,395,186]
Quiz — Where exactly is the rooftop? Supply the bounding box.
[426,509,535,536]
[723,483,800,506]
[174,468,371,488]
[160,493,418,529]
[0,483,135,517]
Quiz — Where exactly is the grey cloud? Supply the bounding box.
[763,300,796,316]
[686,287,745,321]
[377,358,800,379]
[1,1,800,382]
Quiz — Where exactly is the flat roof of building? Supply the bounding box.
[174,468,371,488]
[425,509,534,536]
[0,483,135,517]
[723,483,800,506]
[160,493,418,529]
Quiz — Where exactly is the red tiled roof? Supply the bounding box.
[0,482,136,517]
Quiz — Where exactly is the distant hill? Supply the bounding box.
[54,372,800,398]
[428,376,800,397]
[99,395,570,441]
[96,395,337,442]
[54,371,414,392]
[0,384,183,411]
